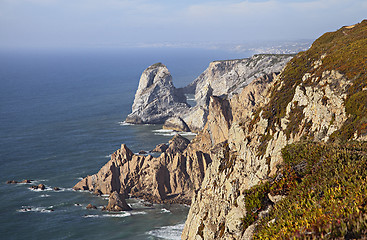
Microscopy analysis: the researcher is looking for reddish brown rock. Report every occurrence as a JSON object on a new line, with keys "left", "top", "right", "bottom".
{"left": 73, "top": 135, "right": 211, "bottom": 204}
{"left": 151, "top": 143, "right": 168, "bottom": 153}
{"left": 104, "top": 191, "right": 132, "bottom": 211}
{"left": 86, "top": 204, "right": 97, "bottom": 210}
{"left": 6, "top": 180, "right": 18, "bottom": 184}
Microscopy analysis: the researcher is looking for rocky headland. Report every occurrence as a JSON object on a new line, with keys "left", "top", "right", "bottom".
{"left": 124, "top": 54, "right": 293, "bottom": 132}
{"left": 74, "top": 20, "right": 367, "bottom": 239}
{"left": 125, "top": 62, "right": 189, "bottom": 124}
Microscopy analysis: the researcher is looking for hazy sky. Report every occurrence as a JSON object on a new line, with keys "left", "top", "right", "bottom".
{"left": 0, "top": 0, "right": 366, "bottom": 49}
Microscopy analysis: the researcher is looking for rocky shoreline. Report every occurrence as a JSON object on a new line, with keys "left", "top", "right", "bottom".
{"left": 74, "top": 20, "right": 367, "bottom": 240}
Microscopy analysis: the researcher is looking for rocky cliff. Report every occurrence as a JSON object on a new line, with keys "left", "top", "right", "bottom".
{"left": 126, "top": 55, "right": 292, "bottom": 132}
{"left": 74, "top": 20, "right": 367, "bottom": 239}
{"left": 178, "top": 54, "right": 293, "bottom": 132}
{"left": 125, "top": 63, "right": 189, "bottom": 124}
{"left": 182, "top": 20, "right": 367, "bottom": 239}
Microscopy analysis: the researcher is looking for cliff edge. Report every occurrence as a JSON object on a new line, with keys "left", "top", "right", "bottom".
{"left": 182, "top": 20, "right": 367, "bottom": 239}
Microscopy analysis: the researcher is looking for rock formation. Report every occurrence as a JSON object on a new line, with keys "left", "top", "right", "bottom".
{"left": 126, "top": 55, "right": 293, "bottom": 132}
{"left": 75, "top": 20, "right": 367, "bottom": 239}
{"left": 103, "top": 191, "right": 132, "bottom": 211}
{"left": 86, "top": 204, "right": 97, "bottom": 210}
{"left": 182, "top": 20, "right": 367, "bottom": 239}
{"left": 73, "top": 134, "right": 211, "bottom": 205}
{"left": 125, "top": 63, "right": 189, "bottom": 124}
{"left": 163, "top": 116, "right": 190, "bottom": 132}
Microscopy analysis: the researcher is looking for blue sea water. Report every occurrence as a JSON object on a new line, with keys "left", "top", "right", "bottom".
{"left": 0, "top": 47, "right": 251, "bottom": 240}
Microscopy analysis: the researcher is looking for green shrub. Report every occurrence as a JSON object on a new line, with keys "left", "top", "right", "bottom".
{"left": 254, "top": 141, "right": 367, "bottom": 239}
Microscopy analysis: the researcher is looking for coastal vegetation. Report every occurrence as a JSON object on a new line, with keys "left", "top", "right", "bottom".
{"left": 241, "top": 20, "right": 367, "bottom": 238}
{"left": 254, "top": 20, "right": 367, "bottom": 154}
{"left": 248, "top": 141, "right": 367, "bottom": 239}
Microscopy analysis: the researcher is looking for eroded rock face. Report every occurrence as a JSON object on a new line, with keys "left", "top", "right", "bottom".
{"left": 125, "top": 63, "right": 189, "bottom": 124}
{"left": 104, "top": 191, "right": 132, "bottom": 211}
{"left": 73, "top": 134, "right": 211, "bottom": 205}
{"left": 127, "top": 56, "right": 292, "bottom": 132}
{"left": 185, "top": 54, "right": 293, "bottom": 97}
{"left": 182, "top": 56, "right": 356, "bottom": 239}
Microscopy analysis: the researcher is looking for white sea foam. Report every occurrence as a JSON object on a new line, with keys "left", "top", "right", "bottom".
{"left": 83, "top": 211, "right": 141, "bottom": 218}
{"left": 58, "top": 187, "right": 74, "bottom": 192}
{"left": 29, "top": 187, "right": 50, "bottom": 192}
{"left": 40, "top": 194, "right": 50, "bottom": 198}
{"left": 105, "top": 154, "right": 112, "bottom": 158}
{"left": 17, "top": 206, "right": 54, "bottom": 213}
{"left": 83, "top": 214, "right": 100, "bottom": 218}
{"left": 118, "top": 121, "right": 134, "bottom": 126}
{"left": 152, "top": 129, "right": 197, "bottom": 137}
{"left": 161, "top": 208, "right": 171, "bottom": 213}
{"left": 102, "top": 212, "right": 132, "bottom": 218}
{"left": 147, "top": 223, "right": 185, "bottom": 240}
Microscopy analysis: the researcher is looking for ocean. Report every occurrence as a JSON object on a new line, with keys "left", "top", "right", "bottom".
{"left": 0, "top": 47, "right": 251, "bottom": 240}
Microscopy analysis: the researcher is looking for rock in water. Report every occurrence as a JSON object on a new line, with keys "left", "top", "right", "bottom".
{"left": 125, "top": 63, "right": 189, "bottom": 124}
{"left": 163, "top": 116, "right": 190, "bottom": 132}
{"left": 86, "top": 204, "right": 97, "bottom": 210}
{"left": 104, "top": 191, "right": 132, "bottom": 211}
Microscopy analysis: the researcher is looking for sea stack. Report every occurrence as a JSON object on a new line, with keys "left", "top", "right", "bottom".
{"left": 125, "top": 63, "right": 189, "bottom": 124}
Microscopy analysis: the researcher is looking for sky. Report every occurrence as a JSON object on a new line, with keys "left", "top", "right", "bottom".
{"left": 0, "top": 0, "right": 366, "bottom": 49}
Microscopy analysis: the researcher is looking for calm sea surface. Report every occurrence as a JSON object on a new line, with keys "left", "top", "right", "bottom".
{"left": 0, "top": 47, "right": 251, "bottom": 240}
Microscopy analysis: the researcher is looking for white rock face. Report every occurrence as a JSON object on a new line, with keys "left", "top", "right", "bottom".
{"left": 180, "top": 54, "right": 293, "bottom": 131}
{"left": 125, "top": 63, "right": 189, "bottom": 124}
{"left": 186, "top": 54, "right": 293, "bottom": 98}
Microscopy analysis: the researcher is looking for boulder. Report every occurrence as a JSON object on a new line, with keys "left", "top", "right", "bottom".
{"left": 30, "top": 184, "right": 46, "bottom": 190}
{"left": 86, "top": 204, "right": 97, "bottom": 210}
{"left": 6, "top": 180, "right": 18, "bottom": 184}
{"left": 166, "top": 134, "right": 190, "bottom": 154}
{"left": 104, "top": 191, "right": 132, "bottom": 211}
{"left": 7, "top": 179, "right": 32, "bottom": 184}
{"left": 163, "top": 116, "right": 190, "bottom": 132}
{"left": 151, "top": 143, "right": 168, "bottom": 153}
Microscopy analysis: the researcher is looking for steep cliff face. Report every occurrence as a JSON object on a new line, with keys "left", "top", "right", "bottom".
{"left": 185, "top": 54, "right": 293, "bottom": 98}
{"left": 182, "top": 20, "right": 367, "bottom": 239}
{"left": 127, "top": 55, "right": 292, "bottom": 132}
{"left": 181, "top": 55, "right": 293, "bottom": 131}
{"left": 125, "top": 63, "right": 189, "bottom": 124}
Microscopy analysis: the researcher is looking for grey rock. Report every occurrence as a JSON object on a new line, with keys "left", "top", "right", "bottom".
{"left": 125, "top": 63, "right": 189, "bottom": 124}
